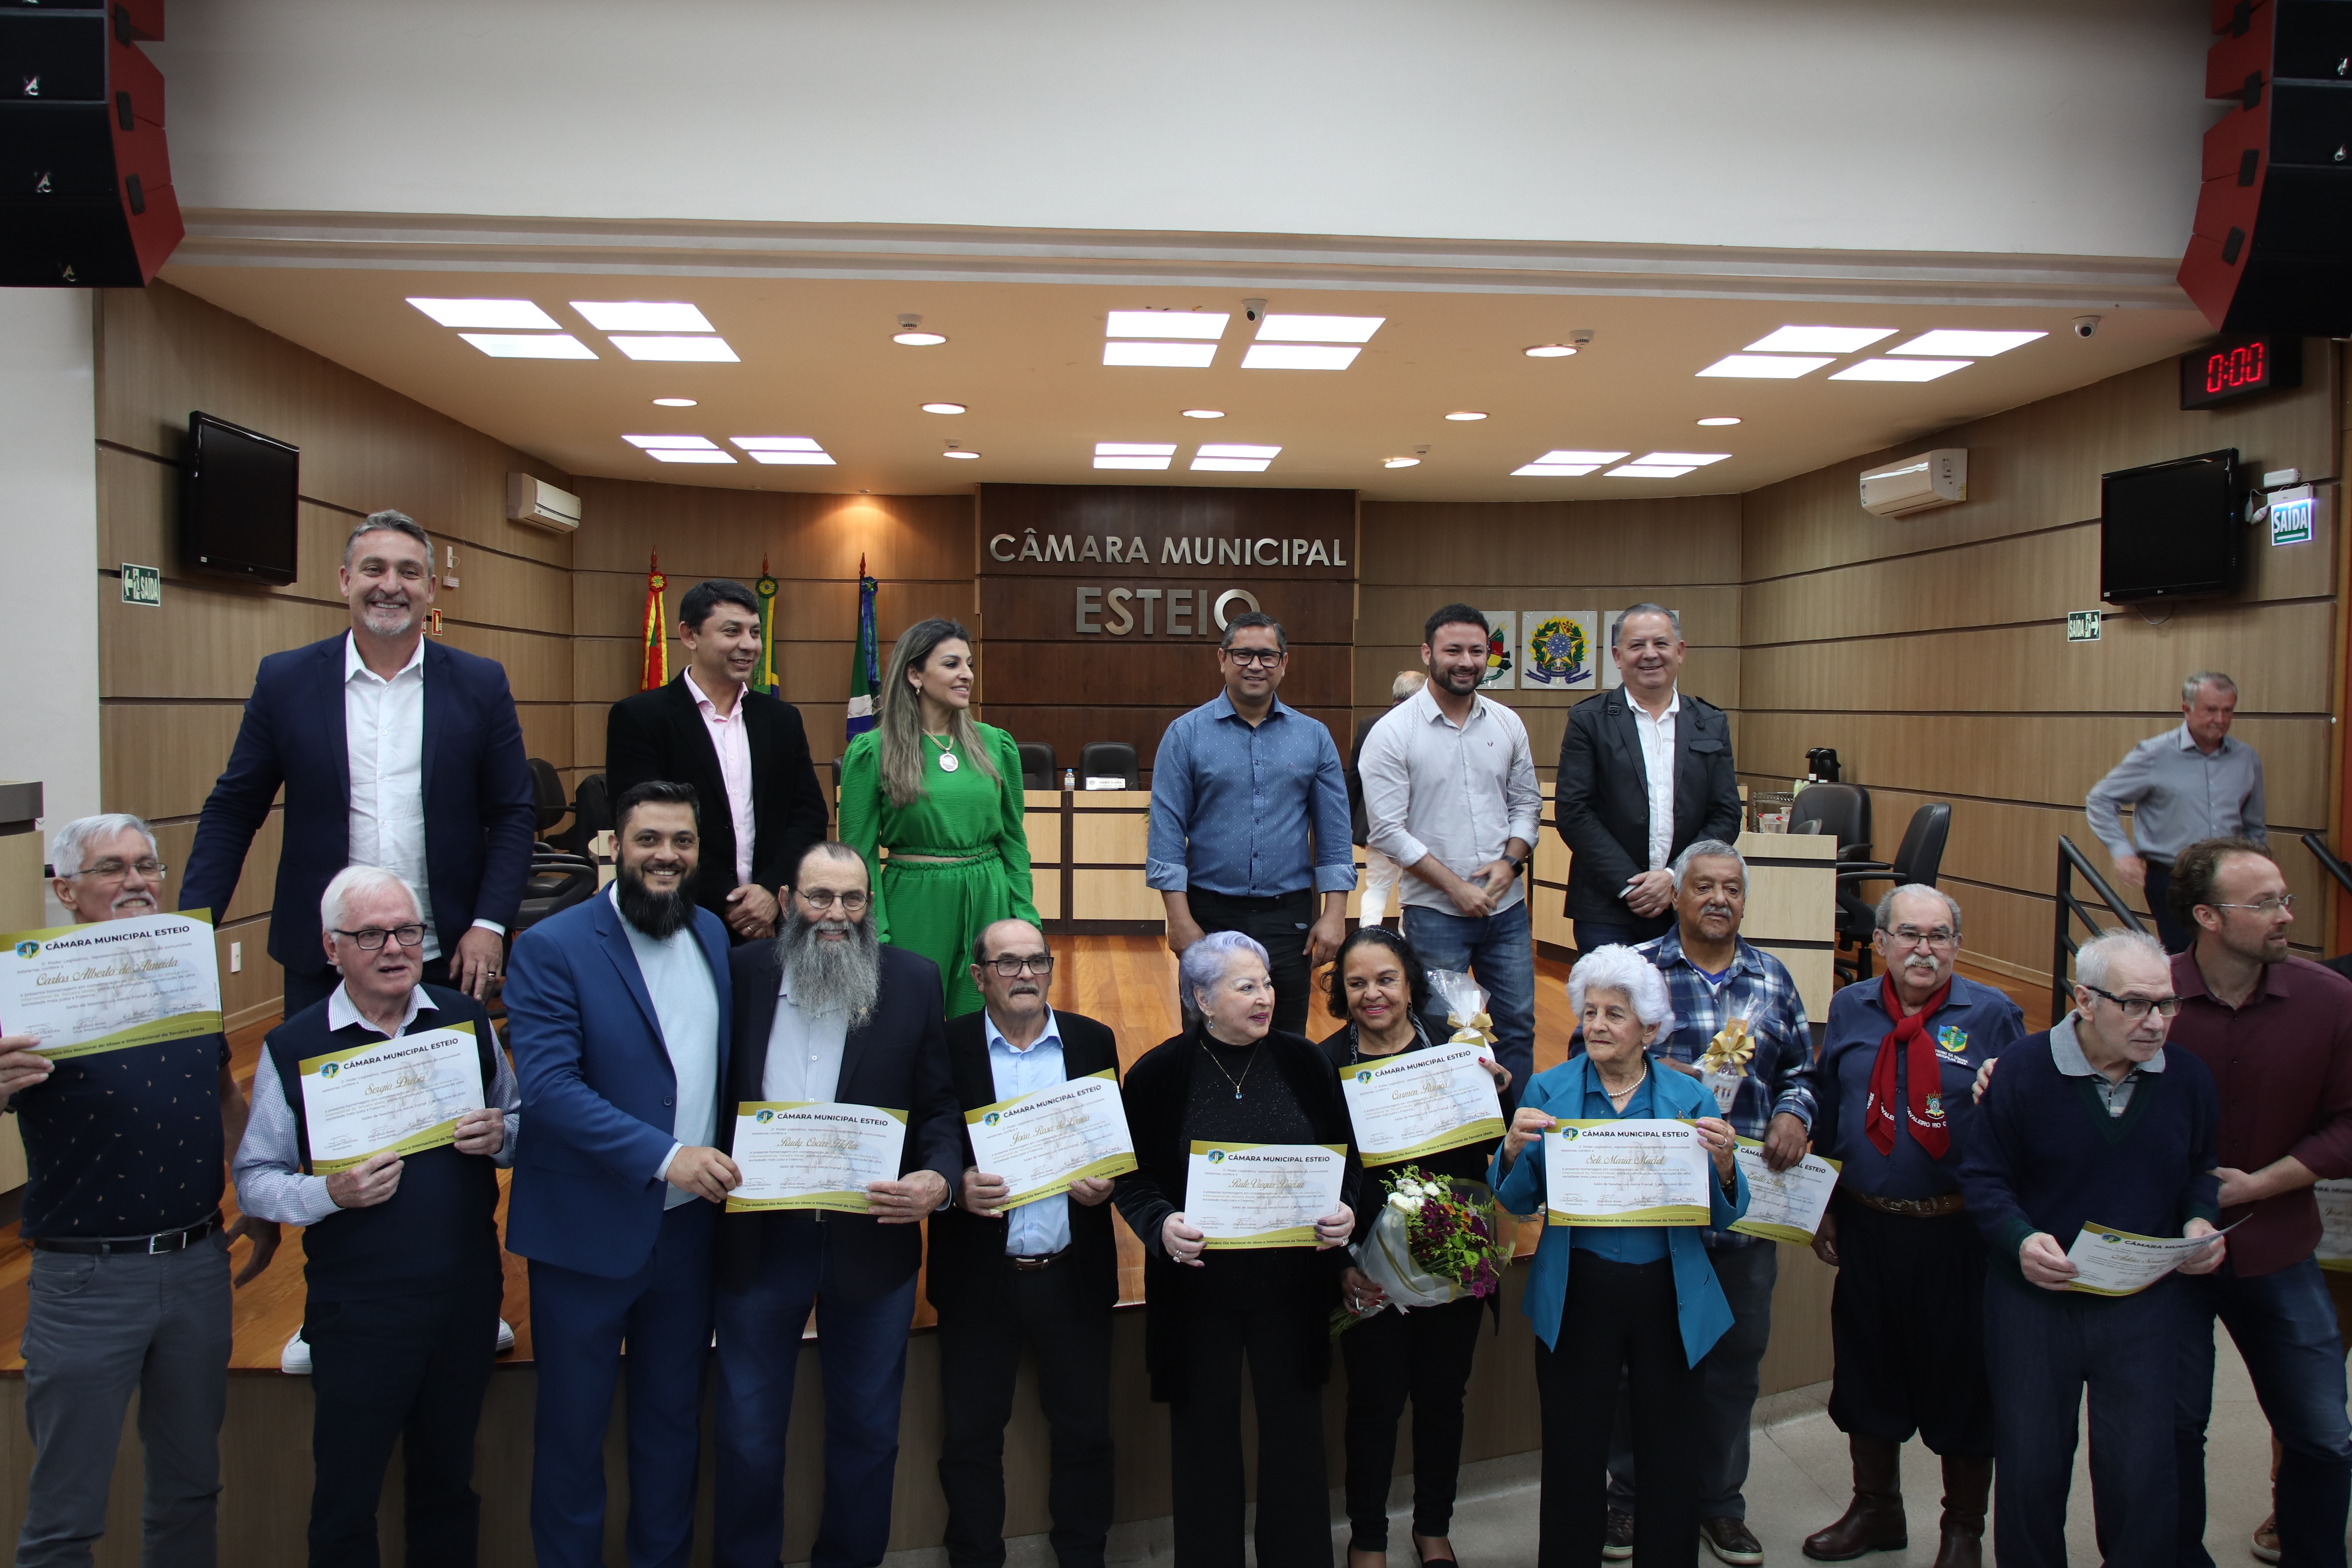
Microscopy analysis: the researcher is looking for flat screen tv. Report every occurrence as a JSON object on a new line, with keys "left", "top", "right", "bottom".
{"left": 2099, "top": 448, "right": 2241, "bottom": 605}
{"left": 182, "top": 412, "right": 299, "bottom": 586}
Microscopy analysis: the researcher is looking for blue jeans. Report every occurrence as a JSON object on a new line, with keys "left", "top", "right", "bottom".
{"left": 1403, "top": 900, "right": 1536, "bottom": 1095}
{"left": 1574, "top": 915, "right": 1671, "bottom": 954}
{"left": 2176, "top": 1257, "right": 2352, "bottom": 1568}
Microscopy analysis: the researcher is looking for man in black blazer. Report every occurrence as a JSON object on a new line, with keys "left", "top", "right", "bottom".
{"left": 712, "top": 842, "right": 961, "bottom": 1568}
{"left": 1555, "top": 603, "right": 1744, "bottom": 951}
{"left": 606, "top": 579, "right": 829, "bottom": 942}
{"left": 928, "top": 918, "right": 1121, "bottom": 1568}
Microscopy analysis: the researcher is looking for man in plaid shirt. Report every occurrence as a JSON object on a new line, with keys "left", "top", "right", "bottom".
{"left": 1602, "top": 838, "right": 1815, "bottom": 1566}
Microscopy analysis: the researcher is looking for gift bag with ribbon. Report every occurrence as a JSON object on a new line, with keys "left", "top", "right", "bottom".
{"left": 1697, "top": 1015, "right": 1755, "bottom": 1114}
{"left": 1425, "top": 968, "right": 1495, "bottom": 1054}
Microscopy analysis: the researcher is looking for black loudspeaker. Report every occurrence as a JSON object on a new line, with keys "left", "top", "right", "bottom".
{"left": 2179, "top": 0, "right": 2352, "bottom": 335}
{"left": 0, "top": 0, "right": 181, "bottom": 287}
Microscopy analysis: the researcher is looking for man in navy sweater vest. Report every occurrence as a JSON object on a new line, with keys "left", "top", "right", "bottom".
{"left": 1960, "top": 929, "right": 2225, "bottom": 1568}
{"left": 235, "top": 866, "right": 518, "bottom": 1568}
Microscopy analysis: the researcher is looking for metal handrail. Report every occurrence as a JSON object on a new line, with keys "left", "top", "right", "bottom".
{"left": 2051, "top": 835, "right": 2149, "bottom": 1022}
{"left": 2304, "top": 833, "right": 2352, "bottom": 902}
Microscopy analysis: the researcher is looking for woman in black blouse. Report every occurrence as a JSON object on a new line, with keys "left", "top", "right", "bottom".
{"left": 1114, "top": 929, "right": 1359, "bottom": 1568}
{"left": 1322, "top": 927, "right": 1514, "bottom": 1568}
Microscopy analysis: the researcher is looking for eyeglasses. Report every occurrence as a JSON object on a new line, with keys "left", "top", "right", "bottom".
{"left": 2209, "top": 895, "right": 2295, "bottom": 917}
{"left": 1223, "top": 648, "right": 1283, "bottom": 668}
{"left": 796, "top": 889, "right": 870, "bottom": 912}
{"left": 1882, "top": 925, "right": 1957, "bottom": 950}
{"left": 984, "top": 954, "right": 1055, "bottom": 978}
{"left": 65, "top": 858, "right": 166, "bottom": 880}
{"left": 334, "top": 924, "right": 426, "bottom": 951}
{"left": 2083, "top": 985, "right": 2182, "bottom": 1020}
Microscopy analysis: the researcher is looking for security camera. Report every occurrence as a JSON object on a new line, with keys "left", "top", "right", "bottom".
{"left": 2071, "top": 315, "right": 2101, "bottom": 339}
{"left": 1243, "top": 298, "right": 1266, "bottom": 323}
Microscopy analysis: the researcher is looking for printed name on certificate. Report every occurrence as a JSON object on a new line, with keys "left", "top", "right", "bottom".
{"left": 965, "top": 1068, "right": 1138, "bottom": 1209}
{"left": 298, "top": 1023, "right": 486, "bottom": 1174}
{"left": 0, "top": 911, "right": 223, "bottom": 1059}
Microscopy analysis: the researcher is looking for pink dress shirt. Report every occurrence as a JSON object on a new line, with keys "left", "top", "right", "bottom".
{"left": 685, "top": 668, "right": 756, "bottom": 887}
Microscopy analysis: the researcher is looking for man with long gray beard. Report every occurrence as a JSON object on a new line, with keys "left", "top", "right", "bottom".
{"left": 712, "top": 842, "right": 961, "bottom": 1568}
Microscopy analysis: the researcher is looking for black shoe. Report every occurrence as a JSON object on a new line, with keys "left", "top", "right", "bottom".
{"left": 1604, "top": 1508, "right": 1636, "bottom": 1561}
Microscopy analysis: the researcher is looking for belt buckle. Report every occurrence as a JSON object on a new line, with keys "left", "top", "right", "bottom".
{"left": 147, "top": 1229, "right": 180, "bottom": 1254}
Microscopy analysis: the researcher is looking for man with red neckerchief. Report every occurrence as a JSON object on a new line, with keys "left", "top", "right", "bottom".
{"left": 1800, "top": 885, "right": 2025, "bottom": 1568}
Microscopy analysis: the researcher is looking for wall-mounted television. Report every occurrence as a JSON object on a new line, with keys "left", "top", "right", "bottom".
{"left": 2099, "top": 448, "right": 2242, "bottom": 605}
{"left": 181, "top": 412, "right": 299, "bottom": 586}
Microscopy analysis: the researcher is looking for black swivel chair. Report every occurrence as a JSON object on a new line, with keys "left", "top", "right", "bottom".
{"left": 1831, "top": 801, "right": 1953, "bottom": 983}
{"left": 550, "top": 772, "right": 610, "bottom": 857}
{"left": 1077, "top": 742, "right": 1140, "bottom": 789}
{"left": 1018, "top": 742, "right": 1058, "bottom": 791}
{"left": 1790, "top": 782, "right": 1873, "bottom": 862}
{"left": 526, "top": 757, "right": 572, "bottom": 839}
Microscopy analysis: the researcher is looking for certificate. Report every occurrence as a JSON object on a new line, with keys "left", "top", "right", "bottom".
{"left": 1727, "top": 1139, "right": 1841, "bottom": 1244}
{"left": 727, "top": 1101, "right": 907, "bottom": 1213}
{"left": 1339, "top": 1045, "right": 1506, "bottom": 1165}
{"left": 0, "top": 911, "right": 223, "bottom": 1059}
{"left": 2064, "top": 1220, "right": 2235, "bottom": 1297}
{"left": 297, "top": 1024, "right": 486, "bottom": 1174}
{"left": 2318, "top": 1180, "right": 2352, "bottom": 1273}
{"left": 1185, "top": 1141, "right": 1346, "bottom": 1249}
{"left": 965, "top": 1069, "right": 1138, "bottom": 1209}
{"left": 1543, "top": 1119, "right": 1713, "bottom": 1227}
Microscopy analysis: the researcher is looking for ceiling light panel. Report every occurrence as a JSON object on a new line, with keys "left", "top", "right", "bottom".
{"left": 1635, "top": 452, "right": 1731, "bottom": 466}
{"left": 748, "top": 452, "right": 837, "bottom": 465}
{"left": 1524, "top": 344, "right": 1577, "bottom": 358}
{"left": 1533, "top": 450, "right": 1631, "bottom": 465}
{"left": 1094, "top": 456, "right": 1173, "bottom": 471}
{"left": 1241, "top": 344, "right": 1360, "bottom": 370}
{"left": 652, "top": 397, "right": 698, "bottom": 407}
{"left": 1196, "top": 444, "right": 1280, "bottom": 459}
{"left": 731, "top": 436, "right": 825, "bottom": 451}
{"left": 1106, "top": 311, "right": 1229, "bottom": 339}
{"left": 1384, "top": 457, "right": 1421, "bottom": 468}
{"left": 921, "top": 403, "right": 967, "bottom": 414}
{"left": 411, "top": 298, "right": 561, "bottom": 330}
{"left": 1512, "top": 464, "right": 1602, "bottom": 477}
{"left": 459, "top": 333, "right": 597, "bottom": 359}
{"left": 624, "top": 434, "right": 718, "bottom": 449}
{"left": 649, "top": 450, "right": 737, "bottom": 464}
{"left": 1445, "top": 411, "right": 1488, "bottom": 421}
{"left": 1743, "top": 325, "right": 1896, "bottom": 354}
{"left": 1191, "top": 457, "right": 1272, "bottom": 472}
{"left": 1103, "top": 341, "right": 1218, "bottom": 368}
{"left": 609, "top": 336, "right": 740, "bottom": 363}
{"left": 1889, "top": 329, "right": 2046, "bottom": 357}
{"left": 1696, "top": 416, "right": 1741, "bottom": 426}
{"left": 1254, "top": 314, "right": 1385, "bottom": 343}
{"left": 1181, "top": 408, "right": 1224, "bottom": 419}
{"left": 942, "top": 450, "right": 981, "bottom": 460}
{"left": 1607, "top": 464, "right": 1698, "bottom": 478}
{"left": 571, "top": 300, "right": 714, "bottom": 332}
{"left": 1829, "top": 358, "right": 1972, "bottom": 382}
{"left": 1697, "top": 354, "right": 1833, "bottom": 379}
{"left": 1095, "top": 443, "right": 1177, "bottom": 456}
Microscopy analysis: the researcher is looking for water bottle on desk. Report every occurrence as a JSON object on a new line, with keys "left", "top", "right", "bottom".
{"left": 1063, "top": 768, "right": 1077, "bottom": 790}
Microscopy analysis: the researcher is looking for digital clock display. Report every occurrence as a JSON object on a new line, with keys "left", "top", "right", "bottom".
{"left": 2181, "top": 334, "right": 2303, "bottom": 410}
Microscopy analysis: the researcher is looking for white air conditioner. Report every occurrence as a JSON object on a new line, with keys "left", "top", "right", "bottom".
{"left": 1859, "top": 448, "right": 1967, "bottom": 518}
{"left": 506, "top": 473, "right": 583, "bottom": 534}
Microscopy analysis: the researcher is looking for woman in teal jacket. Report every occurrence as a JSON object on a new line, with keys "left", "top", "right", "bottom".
{"left": 1491, "top": 945, "right": 1748, "bottom": 1568}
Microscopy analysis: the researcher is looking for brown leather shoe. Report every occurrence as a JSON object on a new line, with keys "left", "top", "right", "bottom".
{"left": 1703, "top": 1515, "right": 1766, "bottom": 1564}
{"left": 1802, "top": 1436, "right": 1908, "bottom": 1561}
{"left": 1931, "top": 1454, "right": 1991, "bottom": 1568}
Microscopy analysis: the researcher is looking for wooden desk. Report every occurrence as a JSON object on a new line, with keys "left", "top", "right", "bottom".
{"left": 1023, "top": 788, "right": 1163, "bottom": 928}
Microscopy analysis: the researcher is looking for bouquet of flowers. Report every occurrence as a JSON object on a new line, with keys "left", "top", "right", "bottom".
{"left": 1334, "top": 1164, "right": 1510, "bottom": 1335}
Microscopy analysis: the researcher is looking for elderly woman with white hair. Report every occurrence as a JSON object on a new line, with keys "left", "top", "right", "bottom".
{"left": 1491, "top": 945, "right": 1748, "bottom": 1568}
{"left": 1113, "top": 929, "right": 1360, "bottom": 1567}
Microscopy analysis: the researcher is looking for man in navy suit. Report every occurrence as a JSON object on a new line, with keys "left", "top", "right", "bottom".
{"left": 713, "top": 840, "right": 961, "bottom": 1568}
{"left": 503, "top": 780, "right": 738, "bottom": 1568}
{"left": 180, "top": 510, "right": 536, "bottom": 1018}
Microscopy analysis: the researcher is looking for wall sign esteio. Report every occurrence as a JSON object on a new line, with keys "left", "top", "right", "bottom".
{"left": 985, "top": 527, "right": 1351, "bottom": 635}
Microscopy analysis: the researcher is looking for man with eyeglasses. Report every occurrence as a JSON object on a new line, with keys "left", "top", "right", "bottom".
{"left": 235, "top": 864, "right": 517, "bottom": 1566}
{"left": 1959, "top": 927, "right": 2225, "bottom": 1568}
{"left": 1801, "top": 884, "right": 2023, "bottom": 1567}
{"left": 2162, "top": 836, "right": 2352, "bottom": 1568}
{"left": 710, "top": 840, "right": 962, "bottom": 1568}
{"left": 927, "top": 918, "right": 1122, "bottom": 1568}
{"left": 2087, "top": 670, "right": 2264, "bottom": 953}
{"left": 0, "top": 813, "right": 279, "bottom": 1568}
{"left": 1148, "top": 610, "right": 1355, "bottom": 1038}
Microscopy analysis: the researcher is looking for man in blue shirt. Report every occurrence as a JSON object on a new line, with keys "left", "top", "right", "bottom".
{"left": 1603, "top": 838, "right": 1813, "bottom": 1565}
{"left": 1147, "top": 612, "right": 1354, "bottom": 1036}
{"left": 1802, "top": 885, "right": 2025, "bottom": 1568}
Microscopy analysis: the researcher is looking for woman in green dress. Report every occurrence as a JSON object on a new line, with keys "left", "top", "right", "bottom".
{"left": 838, "top": 617, "right": 1038, "bottom": 1019}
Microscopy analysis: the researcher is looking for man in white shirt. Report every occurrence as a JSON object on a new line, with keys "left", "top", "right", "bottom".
{"left": 1359, "top": 603, "right": 1544, "bottom": 1091}
{"left": 182, "top": 511, "right": 537, "bottom": 1019}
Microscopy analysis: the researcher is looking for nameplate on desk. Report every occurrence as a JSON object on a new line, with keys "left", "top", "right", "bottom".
{"left": 1083, "top": 777, "right": 1126, "bottom": 791}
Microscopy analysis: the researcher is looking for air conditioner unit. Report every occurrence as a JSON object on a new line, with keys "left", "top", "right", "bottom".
{"left": 506, "top": 473, "right": 583, "bottom": 534}
{"left": 1859, "top": 448, "right": 1967, "bottom": 518}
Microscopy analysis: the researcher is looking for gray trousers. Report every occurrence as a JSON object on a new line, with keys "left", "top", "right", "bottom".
{"left": 15, "top": 1234, "right": 232, "bottom": 1568}
{"left": 1606, "top": 1240, "right": 1778, "bottom": 1521}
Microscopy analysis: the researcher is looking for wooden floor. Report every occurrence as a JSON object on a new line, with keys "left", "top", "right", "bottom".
{"left": 0, "top": 935, "right": 2041, "bottom": 1372}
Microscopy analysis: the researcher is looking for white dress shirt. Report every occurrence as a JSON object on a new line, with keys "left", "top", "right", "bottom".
{"left": 1630, "top": 687, "right": 1682, "bottom": 873}
{"left": 983, "top": 1007, "right": 1071, "bottom": 1256}
{"left": 611, "top": 886, "right": 721, "bottom": 1207}
{"left": 685, "top": 666, "right": 757, "bottom": 888}
{"left": 1357, "top": 685, "right": 1543, "bottom": 915}
{"left": 761, "top": 968, "right": 851, "bottom": 1105}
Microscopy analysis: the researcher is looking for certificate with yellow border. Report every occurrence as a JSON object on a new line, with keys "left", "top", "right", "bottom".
{"left": 1186, "top": 1141, "right": 1346, "bottom": 1249}
{"left": 965, "top": 1069, "right": 1137, "bottom": 1209}
{"left": 298, "top": 1024, "right": 485, "bottom": 1174}
{"left": 0, "top": 911, "right": 222, "bottom": 1059}
{"left": 727, "top": 1101, "right": 907, "bottom": 1213}
{"left": 1339, "top": 1045, "right": 1506, "bottom": 1165}
{"left": 1727, "top": 1139, "right": 1840, "bottom": 1244}
{"left": 2065, "top": 1220, "right": 2233, "bottom": 1296}
{"left": 1543, "top": 1119, "right": 1712, "bottom": 1227}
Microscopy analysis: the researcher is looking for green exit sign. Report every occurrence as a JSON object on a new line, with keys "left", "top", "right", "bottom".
{"left": 2066, "top": 611, "right": 2103, "bottom": 642}
{"left": 120, "top": 563, "right": 161, "bottom": 607}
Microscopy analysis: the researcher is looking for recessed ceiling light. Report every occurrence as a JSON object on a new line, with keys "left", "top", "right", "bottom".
{"left": 1445, "top": 410, "right": 1488, "bottom": 421}
{"left": 1889, "top": 329, "right": 2046, "bottom": 357}
{"left": 1524, "top": 344, "right": 1578, "bottom": 358}
{"left": 1743, "top": 325, "right": 1896, "bottom": 354}
{"left": 1696, "top": 416, "right": 1741, "bottom": 426}
{"left": 609, "top": 336, "right": 740, "bottom": 363}
{"left": 1697, "top": 354, "right": 1833, "bottom": 379}
{"left": 731, "top": 437, "right": 824, "bottom": 451}
{"left": 572, "top": 300, "right": 714, "bottom": 333}
{"left": 943, "top": 449, "right": 982, "bottom": 460}
{"left": 1384, "top": 457, "right": 1422, "bottom": 468}
{"left": 624, "top": 434, "right": 718, "bottom": 449}
{"left": 409, "top": 298, "right": 560, "bottom": 329}
{"left": 458, "top": 333, "right": 597, "bottom": 359}
{"left": 1256, "top": 314, "right": 1385, "bottom": 343}
{"left": 749, "top": 452, "right": 837, "bottom": 465}
{"left": 1191, "top": 457, "right": 1272, "bottom": 472}
{"left": 1094, "top": 456, "right": 1172, "bottom": 471}
{"left": 1606, "top": 463, "right": 1698, "bottom": 478}
{"left": 921, "top": 402, "right": 967, "bottom": 415}
{"left": 893, "top": 313, "right": 946, "bottom": 346}
{"left": 1181, "top": 408, "right": 1225, "bottom": 419}
{"left": 1105, "top": 342, "right": 1217, "bottom": 368}
{"left": 1533, "top": 450, "right": 1631, "bottom": 465}
{"left": 1197, "top": 444, "right": 1280, "bottom": 459}
{"left": 1635, "top": 452, "right": 1731, "bottom": 466}
{"left": 1095, "top": 442, "right": 1178, "bottom": 456}
{"left": 1241, "top": 344, "right": 1360, "bottom": 371}
{"left": 1107, "top": 310, "right": 1229, "bottom": 339}
{"left": 653, "top": 397, "right": 699, "bottom": 407}
{"left": 1512, "top": 464, "right": 1601, "bottom": 477}
{"left": 648, "top": 450, "right": 738, "bottom": 464}
{"left": 1830, "top": 358, "right": 1972, "bottom": 382}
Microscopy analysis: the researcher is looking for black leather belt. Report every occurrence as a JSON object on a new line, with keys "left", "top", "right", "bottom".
{"left": 1847, "top": 1191, "right": 1965, "bottom": 1219}
{"left": 28, "top": 1212, "right": 223, "bottom": 1256}
{"left": 1007, "top": 1250, "right": 1065, "bottom": 1272}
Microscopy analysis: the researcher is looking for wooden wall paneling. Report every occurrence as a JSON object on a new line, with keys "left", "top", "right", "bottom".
{"left": 1354, "top": 583, "right": 1743, "bottom": 649}
{"left": 1073, "top": 869, "right": 1167, "bottom": 922}
{"left": 101, "top": 705, "right": 246, "bottom": 821}
{"left": 1071, "top": 800, "right": 1152, "bottom": 865}
{"left": 570, "top": 573, "right": 976, "bottom": 645}
{"left": 565, "top": 480, "right": 973, "bottom": 579}
{"left": 1358, "top": 496, "right": 1742, "bottom": 586}
{"left": 989, "top": 642, "right": 1350, "bottom": 710}
{"left": 99, "top": 586, "right": 347, "bottom": 701}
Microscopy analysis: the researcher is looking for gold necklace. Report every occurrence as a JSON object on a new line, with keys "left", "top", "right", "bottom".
{"left": 925, "top": 731, "right": 960, "bottom": 773}
{"left": 1200, "top": 1035, "right": 1257, "bottom": 1099}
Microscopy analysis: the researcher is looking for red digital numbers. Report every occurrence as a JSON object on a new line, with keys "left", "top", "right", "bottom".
{"left": 2205, "top": 341, "right": 2265, "bottom": 394}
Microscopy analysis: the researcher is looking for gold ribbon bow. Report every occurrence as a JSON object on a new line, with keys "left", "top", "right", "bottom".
{"left": 1448, "top": 1010, "right": 1496, "bottom": 1049}
{"left": 1699, "top": 1016, "right": 1755, "bottom": 1078}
